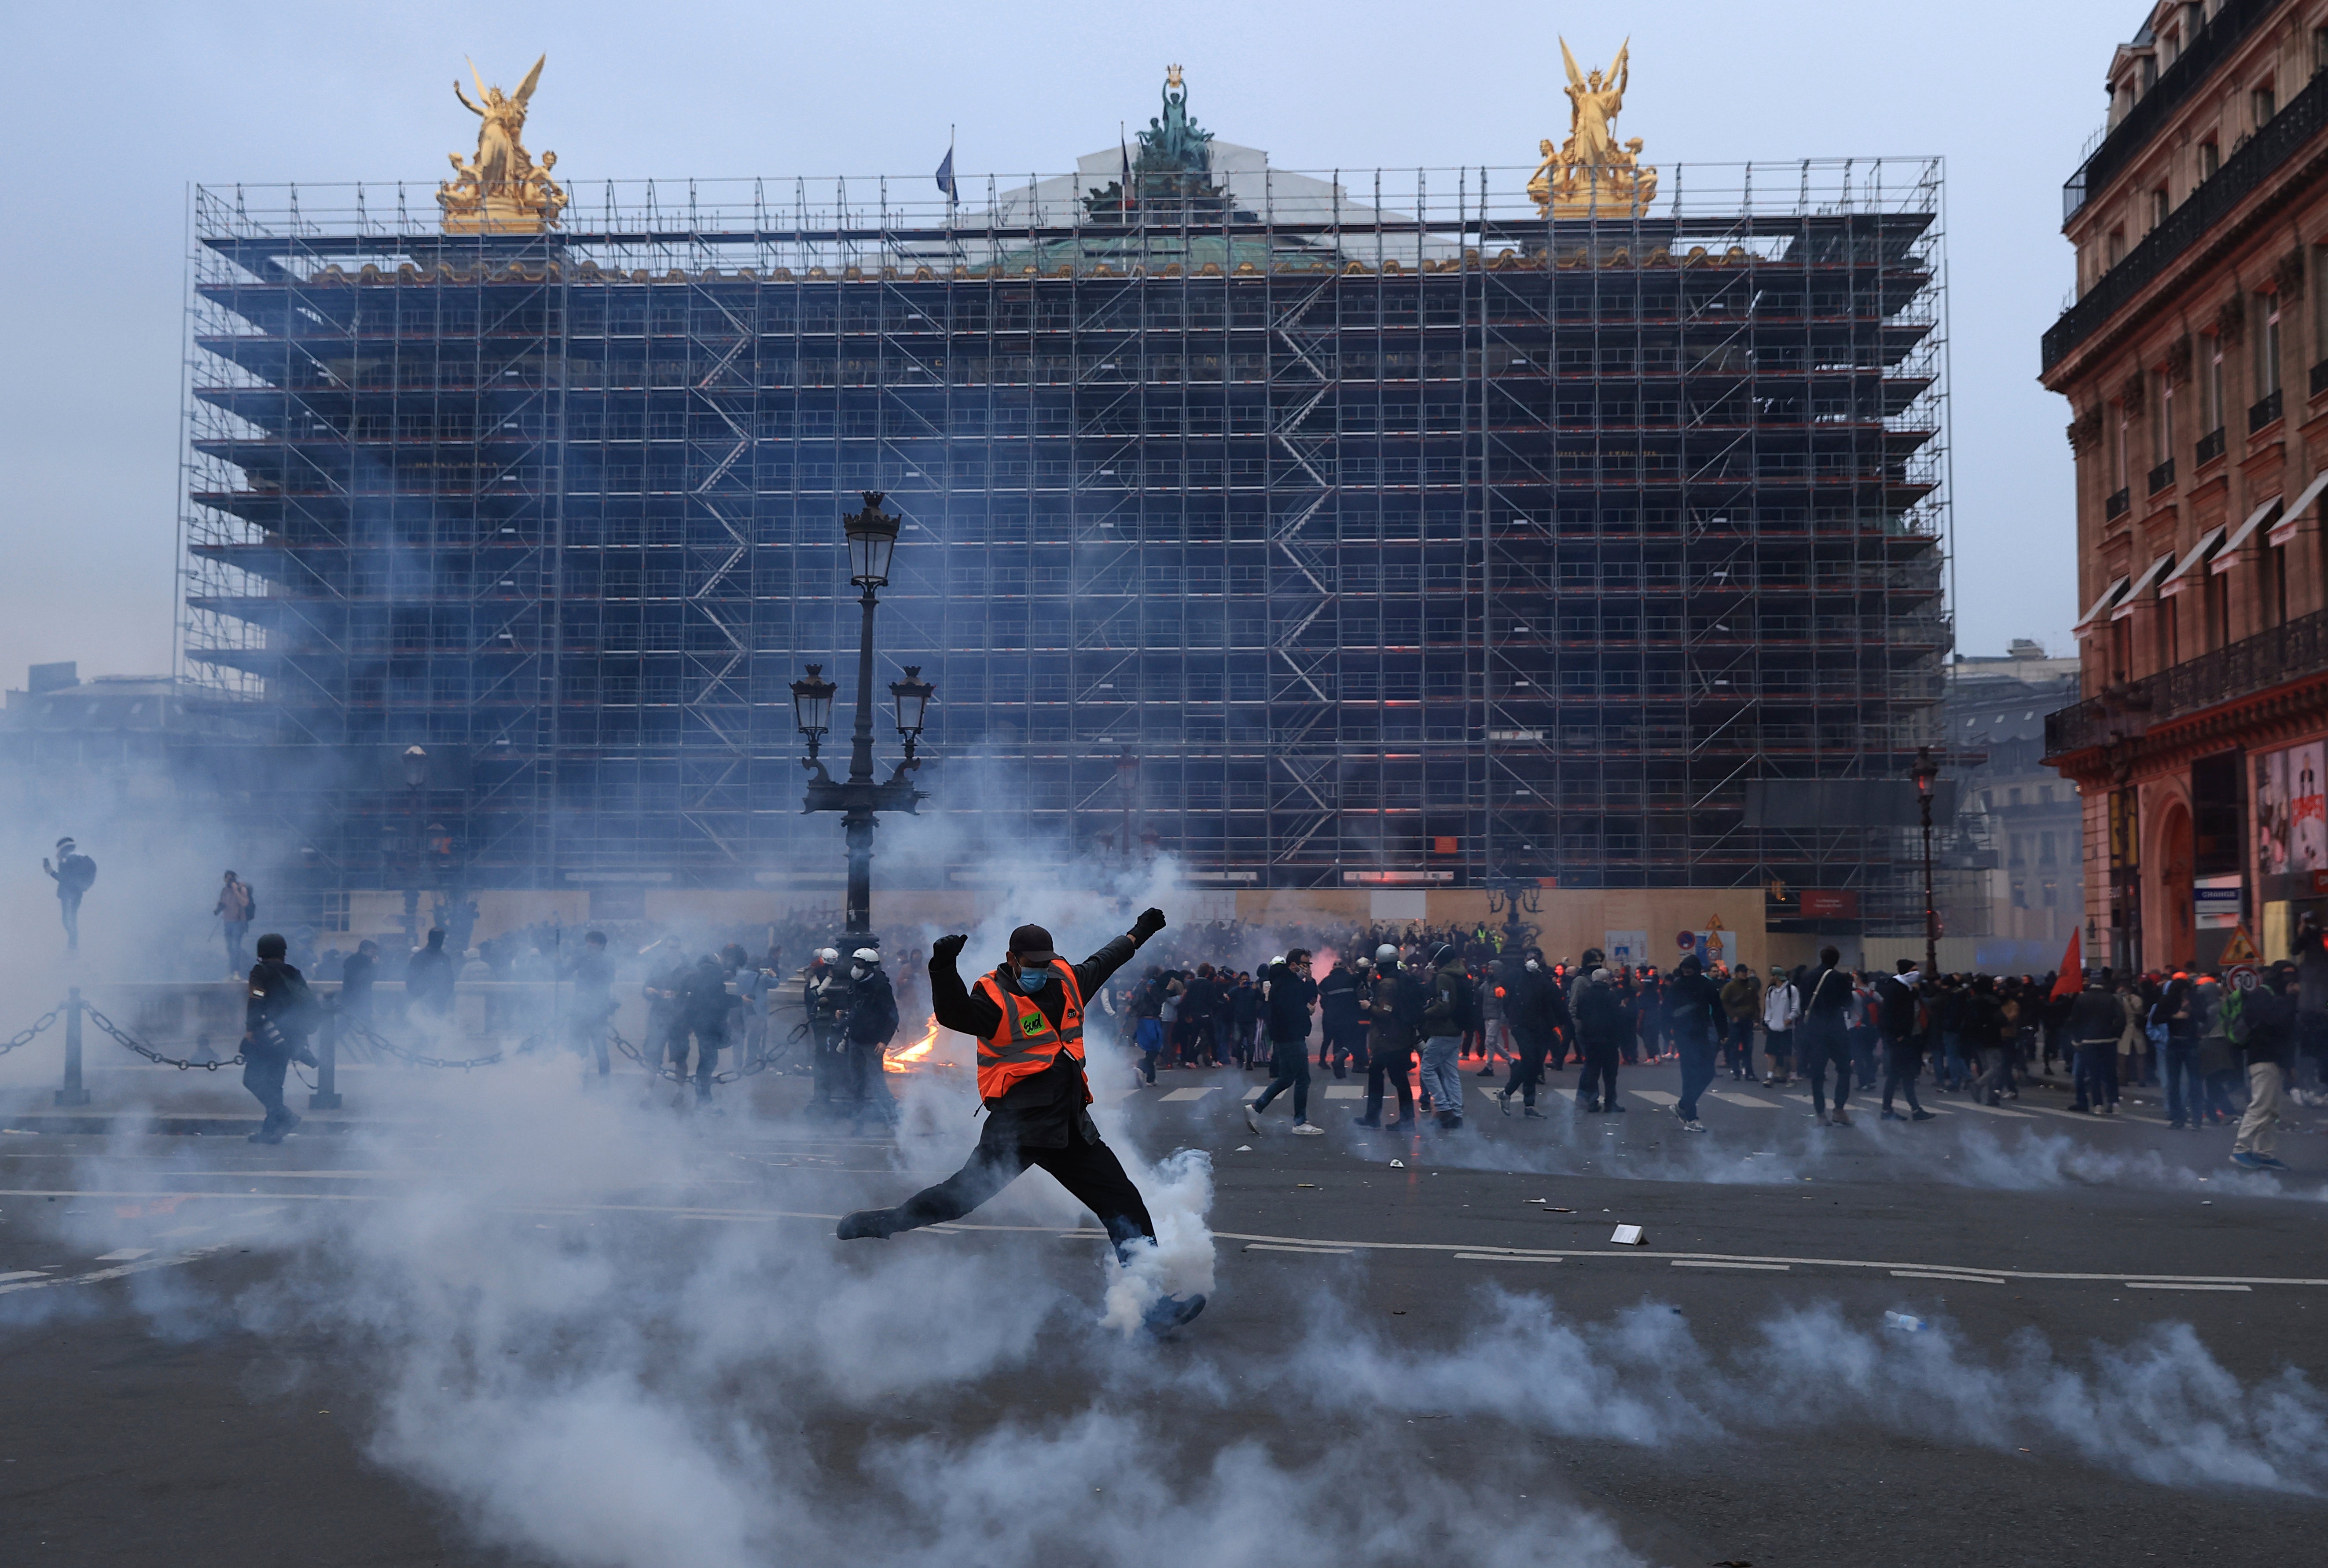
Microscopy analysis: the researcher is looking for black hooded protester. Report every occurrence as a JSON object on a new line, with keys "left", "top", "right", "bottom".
{"left": 43, "top": 837, "right": 96, "bottom": 953}
{"left": 840, "top": 945, "right": 900, "bottom": 1121}
{"left": 1497, "top": 947, "right": 1573, "bottom": 1117}
{"left": 242, "top": 932, "right": 320, "bottom": 1144}
{"left": 836, "top": 909, "right": 1205, "bottom": 1334}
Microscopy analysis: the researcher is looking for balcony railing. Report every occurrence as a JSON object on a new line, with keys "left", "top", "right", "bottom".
{"left": 2195, "top": 425, "right": 2227, "bottom": 466}
{"left": 2044, "top": 60, "right": 2328, "bottom": 372}
{"left": 2105, "top": 486, "right": 2131, "bottom": 520}
{"left": 2046, "top": 604, "right": 2328, "bottom": 758}
{"left": 2060, "top": 0, "right": 2275, "bottom": 223}
{"left": 2251, "top": 386, "right": 2285, "bottom": 433}
{"left": 2148, "top": 457, "right": 2176, "bottom": 495}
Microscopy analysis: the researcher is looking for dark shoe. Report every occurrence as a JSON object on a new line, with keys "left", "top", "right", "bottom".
{"left": 1605, "top": 1101, "right": 1626, "bottom": 1113}
{"left": 836, "top": 1209, "right": 898, "bottom": 1241}
{"left": 1497, "top": 1089, "right": 1513, "bottom": 1115}
{"left": 1351, "top": 1115, "right": 1383, "bottom": 1128}
{"left": 1524, "top": 1106, "right": 1546, "bottom": 1119}
{"left": 1576, "top": 1098, "right": 1598, "bottom": 1113}
{"left": 1880, "top": 1110, "right": 1906, "bottom": 1122}
{"left": 1333, "top": 1063, "right": 1349, "bottom": 1081}
{"left": 1476, "top": 1066, "right": 1496, "bottom": 1077}
{"left": 1143, "top": 1293, "right": 1208, "bottom": 1335}
{"left": 1910, "top": 1110, "right": 1936, "bottom": 1122}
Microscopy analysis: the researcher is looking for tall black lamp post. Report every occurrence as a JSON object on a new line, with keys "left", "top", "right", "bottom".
{"left": 1912, "top": 745, "right": 1940, "bottom": 978}
{"left": 791, "top": 493, "right": 930, "bottom": 937}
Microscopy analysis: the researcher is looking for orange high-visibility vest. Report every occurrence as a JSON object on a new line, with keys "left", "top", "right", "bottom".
{"left": 973, "top": 959, "right": 1086, "bottom": 1102}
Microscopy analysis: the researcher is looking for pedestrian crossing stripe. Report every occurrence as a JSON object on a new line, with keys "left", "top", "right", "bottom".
{"left": 1159, "top": 1086, "right": 1217, "bottom": 1102}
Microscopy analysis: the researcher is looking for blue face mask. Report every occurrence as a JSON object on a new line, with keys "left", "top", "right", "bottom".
{"left": 1017, "top": 963, "right": 1054, "bottom": 991}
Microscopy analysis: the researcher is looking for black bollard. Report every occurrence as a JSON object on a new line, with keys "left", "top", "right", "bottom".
{"left": 55, "top": 987, "right": 89, "bottom": 1107}
{"left": 310, "top": 1007, "right": 344, "bottom": 1111}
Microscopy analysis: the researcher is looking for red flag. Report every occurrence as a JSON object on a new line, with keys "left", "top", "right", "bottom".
{"left": 2049, "top": 930, "right": 2082, "bottom": 999}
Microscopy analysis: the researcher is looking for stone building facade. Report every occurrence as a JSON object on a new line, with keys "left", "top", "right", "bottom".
{"left": 2044, "top": 0, "right": 2328, "bottom": 970}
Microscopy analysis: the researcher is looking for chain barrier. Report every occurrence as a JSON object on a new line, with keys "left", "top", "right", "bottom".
{"left": 342, "top": 1016, "right": 505, "bottom": 1071}
{"left": 82, "top": 1003, "right": 244, "bottom": 1071}
{"left": 614, "top": 1026, "right": 793, "bottom": 1084}
{"left": 1, "top": 1004, "right": 65, "bottom": 1059}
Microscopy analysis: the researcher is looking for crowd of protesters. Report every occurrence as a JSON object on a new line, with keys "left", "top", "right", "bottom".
{"left": 1094, "top": 913, "right": 2328, "bottom": 1173}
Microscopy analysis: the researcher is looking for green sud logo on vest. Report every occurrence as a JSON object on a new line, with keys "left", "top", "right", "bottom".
{"left": 1021, "top": 1012, "right": 1045, "bottom": 1033}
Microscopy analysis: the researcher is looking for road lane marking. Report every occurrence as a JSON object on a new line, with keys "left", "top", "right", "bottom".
{"left": 1159, "top": 1087, "right": 1218, "bottom": 1102}
{"left": 0, "top": 1270, "right": 48, "bottom": 1283}
{"left": 1323, "top": 1086, "right": 1367, "bottom": 1099}
{"left": 1631, "top": 1091, "right": 1679, "bottom": 1106}
{"left": 2125, "top": 1280, "right": 2251, "bottom": 1292}
{"left": 1708, "top": 1092, "right": 1780, "bottom": 1109}
{"left": 1891, "top": 1269, "right": 2005, "bottom": 1285}
{"left": 1455, "top": 1252, "right": 1562, "bottom": 1263}
{"left": 1243, "top": 1243, "right": 1352, "bottom": 1256}
{"left": 3, "top": 1188, "right": 2315, "bottom": 1292}
{"left": 1672, "top": 1260, "right": 1790, "bottom": 1271}
{"left": 92, "top": 1248, "right": 154, "bottom": 1262}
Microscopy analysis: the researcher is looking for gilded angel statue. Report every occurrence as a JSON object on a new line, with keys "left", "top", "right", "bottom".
{"left": 454, "top": 54, "right": 546, "bottom": 196}
{"left": 1560, "top": 36, "right": 1630, "bottom": 168}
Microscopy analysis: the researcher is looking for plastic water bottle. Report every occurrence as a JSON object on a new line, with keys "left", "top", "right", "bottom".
{"left": 1884, "top": 1310, "right": 1928, "bottom": 1333}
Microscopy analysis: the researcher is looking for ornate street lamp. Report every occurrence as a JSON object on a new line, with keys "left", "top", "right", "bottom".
{"left": 797, "top": 495, "right": 932, "bottom": 935}
{"left": 1912, "top": 745, "right": 1940, "bottom": 978}
{"left": 789, "top": 664, "right": 837, "bottom": 762}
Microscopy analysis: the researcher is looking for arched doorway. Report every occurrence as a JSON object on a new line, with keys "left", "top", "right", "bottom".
{"left": 2153, "top": 799, "right": 2195, "bottom": 970}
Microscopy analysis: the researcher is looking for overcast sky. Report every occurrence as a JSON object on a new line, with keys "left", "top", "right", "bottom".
{"left": 0, "top": 0, "right": 2127, "bottom": 687}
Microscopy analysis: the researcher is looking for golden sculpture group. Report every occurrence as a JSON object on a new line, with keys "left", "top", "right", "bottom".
{"left": 438, "top": 55, "right": 566, "bottom": 234}
{"left": 1528, "top": 38, "right": 1658, "bottom": 219}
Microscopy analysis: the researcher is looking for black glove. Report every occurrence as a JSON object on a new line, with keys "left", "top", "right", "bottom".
{"left": 931, "top": 933, "right": 968, "bottom": 964}
{"left": 1131, "top": 908, "right": 1168, "bottom": 943}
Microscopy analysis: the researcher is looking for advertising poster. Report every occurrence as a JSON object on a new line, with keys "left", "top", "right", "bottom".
{"left": 2259, "top": 741, "right": 2328, "bottom": 875}
{"left": 2295, "top": 742, "right": 2327, "bottom": 871}
{"left": 2257, "top": 749, "right": 2291, "bottom": 874}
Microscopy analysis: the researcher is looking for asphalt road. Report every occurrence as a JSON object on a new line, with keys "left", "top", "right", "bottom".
{"left": 1, "top": 1053, "right": 2323, "bottom": 1568}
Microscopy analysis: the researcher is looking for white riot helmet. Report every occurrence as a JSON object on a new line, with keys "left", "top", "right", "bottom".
{"left": 852, "top": 947, "right": 881, "bottom": 964}
{"left": 818, "top": 947, "right": 839, "bottom": 964}
{"left": 1375, "top": 944, "right": 1398, "bottom": 964}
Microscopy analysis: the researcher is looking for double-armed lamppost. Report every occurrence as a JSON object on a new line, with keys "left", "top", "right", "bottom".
{"left": 1912, "top": 745, "right": 1940, "bottom": 978}
{"left": 790, "top": 493, "right": 933, "bottom": 936}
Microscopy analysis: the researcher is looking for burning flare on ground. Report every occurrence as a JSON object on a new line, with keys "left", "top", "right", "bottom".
{"left": 883, "top": 1013, "right": 941, "bottom": 1073}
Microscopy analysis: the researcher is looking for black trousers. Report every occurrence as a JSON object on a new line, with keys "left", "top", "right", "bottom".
{"left": 1577, "top": 1040, "right": 1621, "bottom": 1106}
{"left": 242, "top": 1050, "right": 292, "bottom": 1130}
{"left": 668, "top": 1026, "right": 725, "bottom": 1096}
{"left": 1881, "top": 1040, "right": 1925, "bottom": 1114}
{"left": 892, "top": 1116, "right": 1156, "bottom": 1260}
{"left": 1501, "top": 1029, "right": 1550, "bottom": 1105}
{"left": 1364, "top": 1044, "right": 1416, "bottom": 1124}
{"left": 1322, "top": 1019, "right": 1370, "bottom": 1072}
{"left": 1801, "top": 1022, "right": 1852, "bottom": 1113}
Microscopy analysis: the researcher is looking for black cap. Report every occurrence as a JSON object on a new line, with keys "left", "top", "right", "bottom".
{"left": 1008, "top": 924, "right": 1056, "bottom": 963}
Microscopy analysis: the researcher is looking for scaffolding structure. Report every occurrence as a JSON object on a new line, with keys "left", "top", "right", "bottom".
{"left": 181, "top": 147, "right": 1948, "bottom": 929}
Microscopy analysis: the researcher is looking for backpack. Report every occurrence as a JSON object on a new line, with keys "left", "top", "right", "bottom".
{"left": 1393, "top": 969, "right": 1432, "bottom": 1028}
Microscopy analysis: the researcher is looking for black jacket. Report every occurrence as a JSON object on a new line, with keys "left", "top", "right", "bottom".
{"left": 1661, "top": 971, "right": 1724, "bottom": 1044}
{"left": 843, "top": 964, "right": 900, "bottom": 1044}
{"left": 1509, "top": 966, "right": 1570, "bottom": 1037}
{"left": 1421, "top": 961, "right": 1476, "bottom": 1038}
{"left": 2238, "top": 986, "right": 2297, "bottom": 1071}
{"left": 1574, "top": 977, "right": 1628, "bottom": 1050}
{"left": 932, "top": 931, "right": 1145, "bottom": 1147}
{"left": 2067, "top": 986, "right": 2124, "bottom": 1046}
{"left": 1266, "top": 964, "right": 1319, "bottom": 1043}
{"left": 244, "top": 960, "right": 318, "bottom": 1059}
{"left": 1318, "top": 967, "right": 1364, "bottom": 1030}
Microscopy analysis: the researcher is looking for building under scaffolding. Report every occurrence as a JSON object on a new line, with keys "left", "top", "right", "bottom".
{"left": 180, "top": 85, "right": 1948, "bottom": 931}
